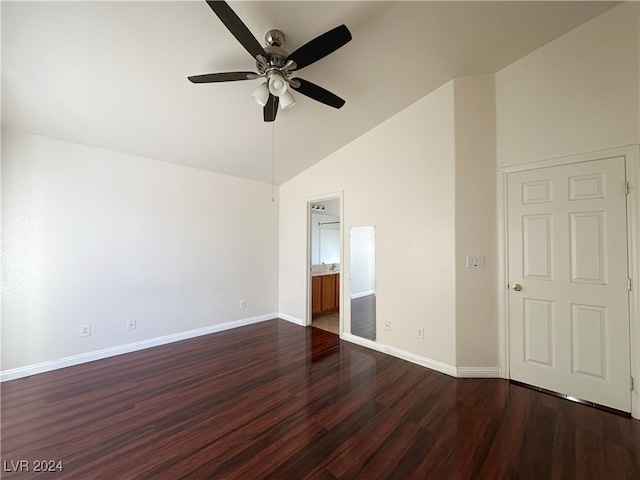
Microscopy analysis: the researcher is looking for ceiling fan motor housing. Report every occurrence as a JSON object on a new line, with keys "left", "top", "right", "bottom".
{"left": 258, "top": 46, "right": 289, "bottom": 72}
{"left": 265, "top": 29, "right": 285, "bottom": 48}
{"left": 256, "top": 30, "right": 289, "bottom": 72}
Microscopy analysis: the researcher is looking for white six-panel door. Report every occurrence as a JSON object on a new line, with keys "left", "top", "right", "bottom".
{"left": 507, "top": 156, "right": 630, "bottom": 412}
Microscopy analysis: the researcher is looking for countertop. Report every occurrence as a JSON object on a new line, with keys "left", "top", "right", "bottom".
{"left": 311, "top": 271, "right": 340, "bottom": 277}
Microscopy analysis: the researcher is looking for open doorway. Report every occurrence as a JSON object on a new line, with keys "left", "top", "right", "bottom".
{"left": 308, "top": 197, "right": 341, "bottom": 334}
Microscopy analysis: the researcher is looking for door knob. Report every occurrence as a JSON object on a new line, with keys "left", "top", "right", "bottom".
{"left": 512, "top": 284, "right": 522, "bottom": 291}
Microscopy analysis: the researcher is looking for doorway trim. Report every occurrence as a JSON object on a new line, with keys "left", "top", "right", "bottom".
{"left": 497, "top": 145, "right": 640, "bottom": 419}
{"left": 305, "top": 191, "right": 344, "bottom": 331}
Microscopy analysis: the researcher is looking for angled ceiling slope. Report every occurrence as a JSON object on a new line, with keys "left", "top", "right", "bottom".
{"left": 1, "top": 1, "right": 618, "bottom": 184}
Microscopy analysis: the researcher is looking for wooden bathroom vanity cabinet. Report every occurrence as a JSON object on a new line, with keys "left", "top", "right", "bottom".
{"left": 312, "top": 273, "right": 339, "bottom": 317}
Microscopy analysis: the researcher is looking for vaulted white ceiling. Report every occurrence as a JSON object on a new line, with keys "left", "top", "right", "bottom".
{"left": 2, "top": 1, "right": 618, "bottom": 184}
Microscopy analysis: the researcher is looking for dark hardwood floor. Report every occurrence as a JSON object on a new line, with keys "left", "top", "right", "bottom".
{"left": 2, "top": 319, "right": 640, "bottom": 479}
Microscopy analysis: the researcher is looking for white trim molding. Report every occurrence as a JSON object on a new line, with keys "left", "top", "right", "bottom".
{"left": 278, "top": 312, "right": 305, "bottom": 326}
{"left": 498, "top": 144, "right": 640, "bottom": 419}
{"left": 341, "top": 333, "right": 456, "bottom": 377}
{"left": 499, "top": 145, "right": 639, "bottom": 174}
{"left": 624, "top": 147, "right": 640, "bottom": 420}
{"left": 340, "top": 333, "right": 501, "bottom": 378}
{"left": 456, "top": 367, "right": 502, "bottom": 378}
{"left": 350, "top": 290, "right": 375, "bottom": 300}
{"left": 1, "top": 313, "right": 278, "bottom": 382}
{"left": 305, "top": 191, "right": 344, "bottom": 330}
{"left": 497, "top": 165, "right": 510, "bottom": 380}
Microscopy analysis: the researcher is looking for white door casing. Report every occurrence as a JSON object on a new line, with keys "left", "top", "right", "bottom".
{"left": 306, "top": 192, "right": 344, "bottom": 329}
{"left": 506, "top": 156, "right": 631, "bottom": 412}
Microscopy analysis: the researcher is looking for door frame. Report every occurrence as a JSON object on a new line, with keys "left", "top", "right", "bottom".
{"left": 497, "top": 145, "right": 640, "bottom": 418}
{"left": 305, "top": 191, "right": 344, "bottom": 330}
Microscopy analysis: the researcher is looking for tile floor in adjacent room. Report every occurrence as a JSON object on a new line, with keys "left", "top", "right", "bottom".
{"left": 311, "top": 312, "right": 339, "bottom": 334}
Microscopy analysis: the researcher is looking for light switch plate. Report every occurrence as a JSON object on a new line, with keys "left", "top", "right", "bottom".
{"left": 466, "top": 255, "right": 485, "bottom": 268}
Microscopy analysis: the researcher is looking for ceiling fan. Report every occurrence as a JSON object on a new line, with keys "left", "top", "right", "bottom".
{"left": 188, "top": 1, "right": 352, "bottom": 122}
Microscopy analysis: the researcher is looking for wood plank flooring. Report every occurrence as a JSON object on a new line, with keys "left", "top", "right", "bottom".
{"left": 2, "top": 319, "right": 640, "bottom": 479}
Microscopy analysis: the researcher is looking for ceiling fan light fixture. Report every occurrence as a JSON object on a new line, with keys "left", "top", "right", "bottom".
{"left": 251, "top": 82, "right": 270, "bottom": 106}
{"left": 268, "top": 74, "right": 287, "bottom": 97}
{"left": 189, "top": 1, "right": 352, "bottom": 122}
{"left": 279, "top": 91, "right": 296, "bottom": 110}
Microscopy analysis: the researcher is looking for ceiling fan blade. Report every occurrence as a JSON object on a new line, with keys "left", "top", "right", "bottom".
{"left": 286, "top": 25, "right": 351, "bottom": 71}
{"left": 188, "top": 71, "right": 257, "bottom": 83}
{"left": 264, "top": 94, "right": 279, "bottom": 122}
{"left": 205, "top": 1, "right": 267, "bottom": 61}
{"left": 290, "top": 78, "right": 345, "bottom": 109}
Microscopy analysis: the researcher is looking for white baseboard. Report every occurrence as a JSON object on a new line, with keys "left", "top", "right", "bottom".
{"left": 340, "top": 333, "right": 501, "bottom": 379}
{"left": 341, "top": 333, "right": 457, "bottom": 377}
{"left": 2, "top": 314, "right": 502, "bottom": 383}
{"left": 350, "top": 290, "right": 375, "bottom": 300}
{"left": 456, "top": 366, "right": 502, "bottom": 378}
{"left": 0, "top": 313, "right": 278, "bottom": 382}
{"left": 278, "top": 312, "right": 305, "bottom": 326}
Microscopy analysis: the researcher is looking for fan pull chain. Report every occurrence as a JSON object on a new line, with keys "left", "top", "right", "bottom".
{"left": 271, "top": 120, "right": 275, "bottom": 202}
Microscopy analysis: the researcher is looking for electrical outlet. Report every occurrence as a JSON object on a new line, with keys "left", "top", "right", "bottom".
{"left": 127, "top": 318, "right": 136, "bottom": 331}
{"left": 384, "top": 320, "right": 391, "bottom": 331}
{"left": 80, "top": 324, "right": 91, "bottom": 337}
{"left": 240, "top": 299, "right": 246, "bottom": 309}
{"left": 416, "top": 327, "right": 424, "bottom": 340}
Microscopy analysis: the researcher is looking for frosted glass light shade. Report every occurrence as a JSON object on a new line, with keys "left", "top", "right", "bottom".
{"left": 251, "top": 82, "right": 269, "bottom": 106}
{"left": 268, "top": 74, "right": 287, "bottom": 97}
{"left": 279, "top": 91, "right": 296, "bottom": 110}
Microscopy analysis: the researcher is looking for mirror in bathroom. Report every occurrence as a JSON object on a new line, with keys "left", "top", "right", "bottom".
{"left": 350, "top": 226, "right": 376, "bottom": 341}
{"left": 310, "top": 200, "right": 340, "bottom": 265}
{"left": 319, "top": 221, "right": 340, "bottom": 264}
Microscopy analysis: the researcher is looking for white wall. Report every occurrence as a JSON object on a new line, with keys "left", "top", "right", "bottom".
{"left": 453, "top": 74, "right": 499, "bottom": 368}
{"left": 1, "top": 129, "right": 279, "bottom": 372}
{"left": 279, "top": 81, "right": 458, "bottom": 366}
{"left": 496, "top": 2, "right": 640, "bottom": 167}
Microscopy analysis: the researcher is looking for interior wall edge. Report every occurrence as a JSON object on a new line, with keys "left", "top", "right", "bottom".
{"left": 278, "top": 313, "right": 305, "bottom": 326}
